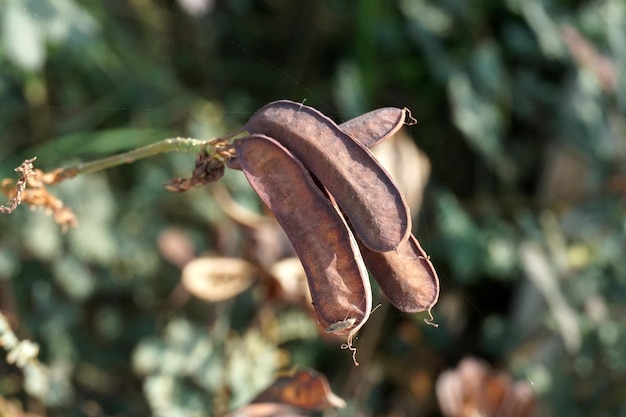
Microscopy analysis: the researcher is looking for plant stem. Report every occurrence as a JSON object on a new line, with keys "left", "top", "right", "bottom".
{"left": 53, "top": 137, "right": 210, "bottom": 182}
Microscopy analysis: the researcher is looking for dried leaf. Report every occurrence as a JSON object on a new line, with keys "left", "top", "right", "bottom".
{"left": 369, "top": 129, "right": 431, "bottom": 214}
{"left": 181, "top": 256, "right": 257, "bottom": 302}
{"left": 0, "top": 396, "right": 44, "bottom": 417}
{"left": 1, "top": 158, "right": 77, "bottom": 231}
{"left": 269, "top": 257, "right": 311, "bottom": 305}
{"left": 211, "top": 183, "right": 292, "bottom": 268}
{"left": 252, "top": 369, "right": 346, "bottom": 411}
{"left": 436, "top": 357, "right": 536, "bottom": 417}
{"left": 1, "top": 158, "right": 37, "bottom": 214}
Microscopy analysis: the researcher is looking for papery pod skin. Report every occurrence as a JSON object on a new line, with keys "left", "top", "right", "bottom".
{"left": 339, "top": 107, "right": 414, "bottom": 148}
{"left": 358, "top": 234, "right": 439, "bottom": 319}
{"left": 234, "top": 134, "right": 372, "bottom": 335}
{"left": 316, "top": 180, "right": 439, "bottom": 320}
{"left": 244, "top": 100, "right": 411, "bottom": 253}
{"left": 226, "top": 106, "right": 409, "bottom": 169}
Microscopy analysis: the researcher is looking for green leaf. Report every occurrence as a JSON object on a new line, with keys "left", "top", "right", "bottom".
{"left": 2, "top": 0, "right": 46, "bottom": 71}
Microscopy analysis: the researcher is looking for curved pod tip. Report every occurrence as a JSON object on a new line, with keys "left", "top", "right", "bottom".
{"left": 359, "top": 234, "right": 439, "bottom": 321}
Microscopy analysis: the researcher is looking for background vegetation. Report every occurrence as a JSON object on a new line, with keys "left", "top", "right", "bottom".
{"left": 1, "top": 0, "right": 625, "bottom": 416}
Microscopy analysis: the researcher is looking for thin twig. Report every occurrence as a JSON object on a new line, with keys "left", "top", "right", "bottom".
{"left": 1, "top": 137, "right": 222, "bottom": 229}
{"left": 50, "top": 137, "right": 211, "bottom": 183}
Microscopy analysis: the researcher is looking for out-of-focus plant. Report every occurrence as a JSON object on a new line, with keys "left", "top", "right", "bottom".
{"left": 2, "top": 0, "right": 626, "bottom": 416}
{"left": 437, "top": 357, "right": 535, "bottom": 417}
{"left": 1, "top": 101, "right": 434, "bottom": 416}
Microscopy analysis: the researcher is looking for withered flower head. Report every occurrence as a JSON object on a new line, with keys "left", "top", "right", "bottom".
{"left": 163, "top": 139, "right": 232, "bottom": 192}
{"left": 1, "top": 158, "right": 78, "bottom": 232}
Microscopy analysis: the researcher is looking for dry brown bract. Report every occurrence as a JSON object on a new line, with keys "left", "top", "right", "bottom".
{"left": 436, "top": 357, "right": 536, "bottom": 417}
{"left": 251, "top": 369, "right": 346, "bottom": 410}
{"left": 163, "top": 139, "right": 232, "bottom": 192}
{"left": 225, "top": 368, "right": 345, "bottom": 416}
{"left": 1, "top": 158, "right": 77, "bottom": 232}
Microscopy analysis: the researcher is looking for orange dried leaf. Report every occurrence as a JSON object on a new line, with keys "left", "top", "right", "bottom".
{"left": 2, "top": 158, "right": 78, "bottom": 231}
{"left": 1, "top": 157, "right": 37, "bottom": 214}
{"left": 252, "top": 369, "right": 346, "bottom": 411}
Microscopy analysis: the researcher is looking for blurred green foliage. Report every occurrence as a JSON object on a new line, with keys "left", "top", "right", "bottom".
{"left": 1, "top": 0, "right": 626, "bottom": 416}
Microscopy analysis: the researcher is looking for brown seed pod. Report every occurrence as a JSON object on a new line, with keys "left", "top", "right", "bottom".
{"left": 358, "top": 234, "right": 439, "bottom": 323}
{"left": 234, "top": 134, "right": 372, "bottom": 335}
{"left": 339, "top": 107, "right": 416, "bottom": 148}
{"left": 226, "top": 106, "right": 411, "bottom": 170}
{"left": 244, "top": 100, "right": 411, "bottom": 253}
{"left": 315, "top": 181, "right": 439, "bottom": 323}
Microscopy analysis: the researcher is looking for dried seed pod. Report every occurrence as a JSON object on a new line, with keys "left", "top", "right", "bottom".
{"left": 339, "top": 107, "right": 416, "bottom": 148}
{"left": 226, "top": 107, "right": 411, "bottom": 170}
{"left": 316, "top": 179, "right": 439, "bottom": 322}
{"left": 359, "top": 234, "right": 439, "bottom": 322}
{"left": 181, "top": 256, "right": 257, "bottom": 302}
{"left": 234, "top": 134, "right": 372, "bottom": 334}
{"left": 244, "top": 100, "right": 411, "bottom": 252}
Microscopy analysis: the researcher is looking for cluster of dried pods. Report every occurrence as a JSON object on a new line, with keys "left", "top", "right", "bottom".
{"left": 220, "top": 100, "right": 439, "bottom": 361}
